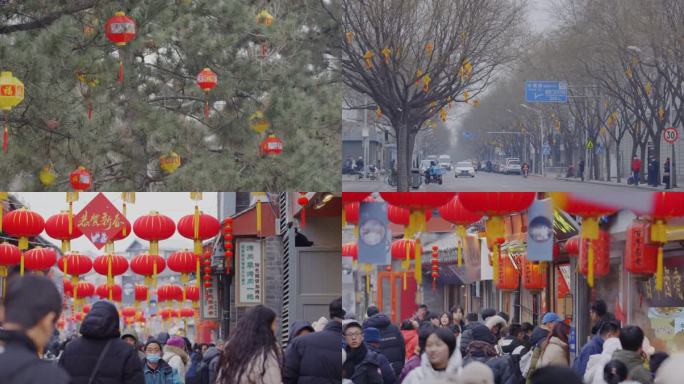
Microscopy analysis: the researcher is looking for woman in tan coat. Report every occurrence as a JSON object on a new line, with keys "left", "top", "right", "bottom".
{"left": 216, "top": 305, "right": 282, "bottom": 384}
{"left": 537, "top": 322, "right": 571, "bottom": 368}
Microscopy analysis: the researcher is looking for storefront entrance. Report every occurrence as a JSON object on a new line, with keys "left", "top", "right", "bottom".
{"left": 378, "top": 271, "right": 417, "bottom": 323}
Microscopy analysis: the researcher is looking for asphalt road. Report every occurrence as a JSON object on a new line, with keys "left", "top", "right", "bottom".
{"left": 342, "top": 171, "right": 677, "bottom": 192}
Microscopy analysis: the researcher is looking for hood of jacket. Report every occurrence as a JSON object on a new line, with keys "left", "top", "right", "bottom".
{"left": 164, "top": 345, "right": 189, "bottom": 365}
{"left": 529, "top": 326, "right": 549, "bottom": 347}
{"left": 156, "top": 332, "right": 170, "bottom": 345}
{"left": 466, "top": 340, "right": 498, "bottom": 358}
{"left": 484, "top": 315, "right": 507, "bottom": 330}
{"left": 612, "top": 349, "right": 644, "bottom": 368}
{"left": 202, "top": 346, "right": 221, "bottom": 363}
{"left": 365, "top": 313, "right": 391, "bottom": 329}
{"left": 80, "top": 301, "right": 120, "bottom": 339}
{"left": 288, "top": 320, "right": 315, "bottom": 341}
{"left": 417, "top": 345, "right": 462, "bottom": 377}
{"left": 121, "top": 329, "right": 138, "bottom": 343}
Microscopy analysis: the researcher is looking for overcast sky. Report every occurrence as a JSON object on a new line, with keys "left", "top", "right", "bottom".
{"left": 13, "top": 192, "right": 218, "bottom": 254}
{"left": 528, "top": 0, "right": 557, "bottom": 33}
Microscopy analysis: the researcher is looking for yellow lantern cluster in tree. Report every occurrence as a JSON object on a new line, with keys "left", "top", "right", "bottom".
{"left": 415, "top": 69, "right": 424, "bottom": 86}
{"left": 422, "top": 74, "right": 431, "bottom": 92}
{"left": 249, "top": 110, "right": 271, "bottom": 134}
{"left": 375, "top": 106, "right": 382, "bottom": 119}
{"left": 425, "top": 42, "right": 433, "bottom": 55}
{"left": 39, "top": 165, "right": 57, "bottom": 187}
{"left": 459, "top": 59, "right": 472, "bottom": 80}
{"left": 463, "top": 91, "right": 470, "bottom": 103}
{"left": 364, "top": 51, "right": 374, "bottom": 69}
{"left": 160, "top": 152, "right": 181, "bottom": 174}
{"left": 346, "top": 32, "right": 353, "bottom": 43}
{"left": 256, "top": 9, "right": 274, "bottom": 26}
{"left": 439, "top": 108, "right": 447, "bottom": 122}
{"left": 0, "top": 71, "right": 25, "bottom": 153}
{"left": 658, "top": 106, "right": 666, "bottom": 122}
{"left": 382, "top": 47, "right": 391, "bottom": 64}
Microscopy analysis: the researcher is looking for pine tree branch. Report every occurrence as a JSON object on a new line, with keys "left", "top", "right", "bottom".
{"left": 0, "top": 0, "right": 98, "bottom": 35}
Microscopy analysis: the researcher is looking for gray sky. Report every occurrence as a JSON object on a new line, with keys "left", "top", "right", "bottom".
{"left": 528, "top": 0, "right": 557, "bottom": 33}
{"left": 13, "top": 192, "right": 218, "bottom": 254}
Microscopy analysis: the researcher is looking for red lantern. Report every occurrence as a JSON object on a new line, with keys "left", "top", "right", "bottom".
{"left": 342, "top": 193, "right": 372, "bottom": 233}
{"left": 496, "top": 251, "right": 519, "bottom": 290}
{"left": 564, "top": 235, "right": 580, "bottom": 256}
{"left": 134, "top": 284, "right": 148, "bottom": 305}
{"left": 74, "top": 312, "right": 84, "bottom": 322}
{"left": 72, "top": 281, "right": 95, "bottom": 299}
{"left": 390, "top": 239, "right": 420, "bottom": 260}
{"left": 45, "top": 211, "right": 83, "bottom": 253}
{"left": 57, "top": 252, "right": 92, "bottom": 278}
{"left": 69, "top": 166, "right": 92, "bottom": 191}
{"left": 625, "top": 220, "right": 658, "bottom": 275}
{"left": 223, "top": 218, "right": 233, "bottom": 275}
{"left": 133, "top": 211, "right": 175, "bottom": 255}
{"left": 177, "top": 212, "right": 220, "bottom": 255}
{"left": 579, "top": 230, "right": 610, "bottom": 279}
{"left": 522, "top": 255, "right": 547, "bottom": 290}
{"left": 196, "top": 68, "right": 217, "bottom": 119}
{"left": 342, "top": 242, "right": 358, "bottom": 261}
{"left": 0, "top": 243, "right": 21, "bottom": 277}
{"left": 438, "top": 195, "right": 483, "bottom": 266}
{"left": 130, "top": 253, "right": 166, "bottom": 288}
{"left": 2, "top": 208, "right": 45, "bottom": 260}
{"left": 96, "top": 283, "right": 122, "bottom": 301}
{"left": 185, "top": 285, "right": 200, "bottom": 309}
{"left": 160, "top": 308, "right": 172, "bottom": 320}
{"left": 459, "top": 192, "right": 535, "bottom": 282}
{"left": 168, "top": 250, "right": 197, "bottom": 284}
{"left": 63, "top": 278, "right": 73, "bottom": 297}
{"left": 121, "top": 306, "right": 136, "bottom": 318}
{"left": 297, "top": 192, "right": 309, "bottom": 228}
{"left": 180, "top": 307, "right": 195, "bottom": 318}
{"left": 431, "top": 245, "right": 440, "bottom": 291}
{"left": 260, "top": 134, "right": 283, "bottom": 155}
{"left": 93, "top": 254, "right": 128, "bottom": 300}
{"left": 643, "top": 192, "right": 684, "bottom": 290}
{"left": 24, "top": 247, "right": 57, "bottom": 271}
{"left": 104, "top": 12, "right": 136, "bottom": 83}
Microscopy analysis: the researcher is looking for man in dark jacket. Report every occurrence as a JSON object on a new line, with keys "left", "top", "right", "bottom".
{"left": 589, "top": 299, "right": 616, "bottom": 335}
{"left": 342, "top": 321, "right": 383, "bottom": 384}
{"left": 59, "top": 300, "right": 144, "bottom": 384}
{"left": 460, "top": 309, "right": 494, "bottom": 356}
{"left": 363, "top": 309, "right": 405, "bottom": 375}
{"left": 199, "top": 345, "right": 221, "bottom": 384}
{"left": 283, "top": 297, "right": 344, "bottom": 384}
{"left": 463, "top": 325, "right": 522, "bottom": 384}
{"left": 363, "top": 327, "right": 397, "bottom": 384}
{"left": 288, "top": 320, "right": 315, "bottom": 345}
{"left": 0, "top": 275, "right": 71, "bottom": 384}
{"left": 572, "top": 320, "right": 620, "bottom": 376}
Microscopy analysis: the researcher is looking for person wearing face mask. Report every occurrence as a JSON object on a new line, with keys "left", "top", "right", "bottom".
{"left": 401, "top": 328, "right": 463, "bottom": 384}
{"left": 0, "top": 275, "right": 71, "bottom": 384}
{"left": 59, "top": 300, "right": 144, "bottom": 384}
{"left": 143, "top": 340, "right": 181, "bottom": 384}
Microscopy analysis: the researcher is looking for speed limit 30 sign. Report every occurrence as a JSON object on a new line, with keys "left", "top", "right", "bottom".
{"left": 664, "top": 127, "right": 679, "bottom": 144}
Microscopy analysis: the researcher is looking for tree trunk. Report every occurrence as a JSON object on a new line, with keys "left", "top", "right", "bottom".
{"left": 605, "top": 144, "right": 611, "bottom": 182}
{"left": 615, "top": 139, "right": 622, "bottom": 183}
{"left": 639, "top": 143, "right": 647, "bottom": 183}
{"left": 396, "top": 122, "right": 410, "bottom": 191}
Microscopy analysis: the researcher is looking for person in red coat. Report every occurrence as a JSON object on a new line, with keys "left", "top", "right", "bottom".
{"left": 631, "top": 156, "right": 641, "bottom": 184}
{"left": 400, "top": 320, "right": 418, "bottom": 362}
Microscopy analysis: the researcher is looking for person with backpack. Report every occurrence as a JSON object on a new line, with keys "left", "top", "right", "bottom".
{"left": 198, "top": 345, "right": 220, "bottom": 384}
{"left": 59, "top": 300, "right": 145, "bottom": 384}
{"left": 184, "top": 345, "right": 203, "bottom": 384}
{"left": 363, "top": 307, "right": 406, "bottom": 376}
{"left": 0, "top": 275, "right": 71, "bottom": 384}
{"left": 522, "top": 312, "right": 562, "bottom": 383}
{"left": 142, "top": 339, "right": 182, "bottom": 384}
{"left": 363, "top": 327, "right": 397, "bottom": 384}
{"left": 462, "top": 325, "right": 522, "bottom": 384}
{"left": 536, "top": 322, "right": 571, "bottom": 369}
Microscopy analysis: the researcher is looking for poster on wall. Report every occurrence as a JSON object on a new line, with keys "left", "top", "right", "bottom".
{"left": 236, "top": 238, "right": 264, "bottom": 306}
{"left": 202, "top": 276, "right": 219, "bottom": 319}
{"left": 527, "top": 198, "right": 554, "bottom": 261}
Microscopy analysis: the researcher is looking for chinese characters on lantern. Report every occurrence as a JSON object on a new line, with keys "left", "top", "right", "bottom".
{"left": 237, "top": 239, "right": 263, "bottom": 306}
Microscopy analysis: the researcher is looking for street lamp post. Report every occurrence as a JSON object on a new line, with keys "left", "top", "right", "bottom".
{"left": 521, "top": 104, "right": 545, "bottom": 176}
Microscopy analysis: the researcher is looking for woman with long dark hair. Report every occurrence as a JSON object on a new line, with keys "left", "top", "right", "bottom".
{"left": 439, "top": 312, "right": 451, "bottom": 328}
{"left": 537, "top": 322, "right": 571, "bottom": 368}
{"left": 216, "top": 305, "right": 282, "bottom": 384}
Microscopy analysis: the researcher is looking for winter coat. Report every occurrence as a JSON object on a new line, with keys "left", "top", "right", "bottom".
{"left": 400, "top": 330, "right": 418, "bottom": 360}
{"left": 460, "top": 321, "right": 483, "bottom": 356}
{"left": 611, "top": 349, "right": 653, "bottom": 384}
{"left": 59, "top": 301, "right": 145, "bottom": 384}
{"left": 398, "top": 354, "right": 420, "bottom": 384}
{"left": 401, "top": 347, "right": 462, "bottom": 384}
{"left": 0, "top": 329, "right": 71, "bottom": 384}
{"left": 289, "top": 320, "right": 315, "bottom": 342}
{"left": 363, "top": 313, "right": 406, "bottom": 375}
{"left": 199, "top": 346, "right": 221, "bottom": 384}
{"left": 584, "top": 337, "right": 622, "bottom": 384}
{"left": 343, "top": 348, "right": 384, "bottom": 384}
{"left": 163, "top": 345, "right": 190, "bottom": 382}
{"left": 463, "top": 340, "right": 522, "bottom": 384}
{"left": 572, "top": 335, "right": 604, "bottom": 376}
{"left": 216, "top": 350, "right": 281, "bottom": 384}
{"left": 537, "top": 337, "right": 569, "bottom": 368}
{"left": 283, "top": 320, "right": 342, "bottom": 384}
{"left": 122, "top": 329, "right": 146, "bottom": 361}
{"left": 143, "top": 358, "right": 182, "bottom": 384}
{"left": 185, "top": 351, "right": 203, "bottom": 384}
{"left": 632, "top": 159, "right": 641, "bottom": 172}
{"left": 367, "top": 344, "right": 397, "bottom": 384}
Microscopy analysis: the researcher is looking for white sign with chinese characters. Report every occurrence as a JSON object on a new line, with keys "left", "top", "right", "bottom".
{"left": 237, "top": 239, "right": 264, "bottom": 306}
{"left": 202, "top": 276, "right": 219, "bottom": 319}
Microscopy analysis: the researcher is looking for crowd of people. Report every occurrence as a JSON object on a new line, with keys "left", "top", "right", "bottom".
{"left": 0, "top": 275, "right": 344, "bottom": 384}
{"left": 340, "top": 300, "right": 683, "bottom": 384}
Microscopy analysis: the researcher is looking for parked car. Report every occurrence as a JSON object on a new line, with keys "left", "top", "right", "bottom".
{"left": 505, "top": 160, "right": 522, "bottom": 174}
{"left": 454, "top": 161, "right": 476, "bottom": 177}
{"left": 438, "top": 155, "right": 452, "bottom": 170}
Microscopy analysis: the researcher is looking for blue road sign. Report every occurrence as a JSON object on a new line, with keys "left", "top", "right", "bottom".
{"left": 525, "top": 81, "right": 568, "bottom": 103}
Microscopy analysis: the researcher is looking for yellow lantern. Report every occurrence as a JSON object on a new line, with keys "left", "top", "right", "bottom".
{"left": 439, "top": 108, "right": 447, "bottom": 122}
{"left": 375, "top": 106, "right": 382, "bottom": 119}
{"left": 160, "top": 152, "right": 181, "bottom": 174}
{"left": 249, "top": 110, "right": 270, "bottom": 134}
{"left": 364, "top": 51, "right": 374, "bottom": 69}
{"left": 381, "top": 47, "right": 391, "bottom": 64}
{"left": 345, "top": 32, "right": 353, "bottom": 43}
{"left": 0, "top": 71, "right": 25, "bottom": 153}
{"left": 39, "top": 165, "right": 57, "bottom": 187}
{"left": 256, "top": 9, "right": 274, "bottom": 26}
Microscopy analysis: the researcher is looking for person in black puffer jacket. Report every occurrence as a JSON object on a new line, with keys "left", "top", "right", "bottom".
{"left": 463, "top": 325, "right": 523, "bottom": 384}
{"left": 283, "top": 297, "right": 344, "bottom": 384}
{"left": 59, "top": 301, "right": 144, "bottom": 384}
{"left": 363, "top": 311, "right": 405, "bottom": 376}
{"left": 0, "top": 275, "right": 71, "bottom": 384}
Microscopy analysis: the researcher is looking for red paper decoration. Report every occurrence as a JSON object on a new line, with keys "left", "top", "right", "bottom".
{"left": 223, "top": 218, "right": 233, "bottom": 275}
{"left": 196, "top": 68, "right": 217, "bottom": 119}
{"left": 297, "top": 192, "right": 309, "bottom": 228}
{"left": 431, "top": 245, "right": 439, "bottom": 291}
{"left": 45, "top": 211, "right": 83, "bottom": 253}
{"left": 496, "top": 252, "right": 519, "bottom": 290}
{"left": 579, "top": 230, "right": 611, "bottom": 279}
{"left": 69, "top": 166, "right": 92, "bottom": 191}
{"left": 625, "top": 220, "right": 658, "bottom": 275}
{"left": 260, "top": 134, "right": 283, "bottom": 155}
{"left": 104, "top": 12, "right": 136, "bottom": 83}
{"left": 133, "top": 211, "right": 175, "bottom": 255}
{"left": 522, "top": 255, "right": 547, "bottom": 290}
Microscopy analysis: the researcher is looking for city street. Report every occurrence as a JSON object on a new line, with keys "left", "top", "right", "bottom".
{"left": 343, "top": 172, "right": 678, "bottom": 192}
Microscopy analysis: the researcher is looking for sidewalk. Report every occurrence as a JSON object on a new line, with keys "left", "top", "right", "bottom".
{"left": 549, "top": 174, "right": 681, "bottom": 191}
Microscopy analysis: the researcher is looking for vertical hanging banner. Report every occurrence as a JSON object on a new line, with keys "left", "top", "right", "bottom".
{"left": 74, "top": 192, "right": 126, "bottom": 249}
{"left": 480, "top": 238, "right": 493, "bottom": 280}
{"left": 527, "top": 198, "right": 554, "bottom": 261}
{"left": 236, "top": 238, "right": 264, "bottom": 306}
{"left": 358, "top": 202, "right": 391, "bottom": 265}
{"left": 202, "top": 275, "right": 219, "bottom": 319}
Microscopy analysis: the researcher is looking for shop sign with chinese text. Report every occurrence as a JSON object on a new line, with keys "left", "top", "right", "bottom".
{"left": 236, "top": 239, "right": 264, "bottom": 306}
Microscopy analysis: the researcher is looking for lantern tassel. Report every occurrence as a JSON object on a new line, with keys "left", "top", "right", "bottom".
{"left": 87, "top": 102, "right": 93, "bottom": 120}
{"left": 342, "top": 209, "right": 346, "bottom": 228}
{"left": 204, "top": 100, "right": 209, "bottom": 119}
{"left": 365, "top": 263, "right": 371, "bottom": 294}
{"left": 588, "top": 240, "right": 594, "bottom": 288}
{"left": 153, "top": 261, "right": 157, "bottom": 289}
{"left": 415, "top": 239, "right": 422, "bottom": 285}
{"left": 196, "top": 257, "right": 201, "bottom": 289}
{"left": 256, "top": 200, "right": 262, "bottom": 235}
{"left": 656, "top": 246, "right": 664, "bottom": 291}
{"left": 457, "top": 240, "right": 463, "bottom": 267}
{"left": 492, "top": 244, "right": 499, "bottom": 283}
{"left": 403, "top": 271, "right": 407, "bottom": 291}
{"left": 3, "top": 111, "right": 8, "bottom": 153}
{"left": 18, "top": 236, "right": 28, "bottom": 251}
{"left": 19, "top": 252, "right": 24, "bottom": 276}
{"left": 151, "top": 241, "right": 159, "bottom": 256}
